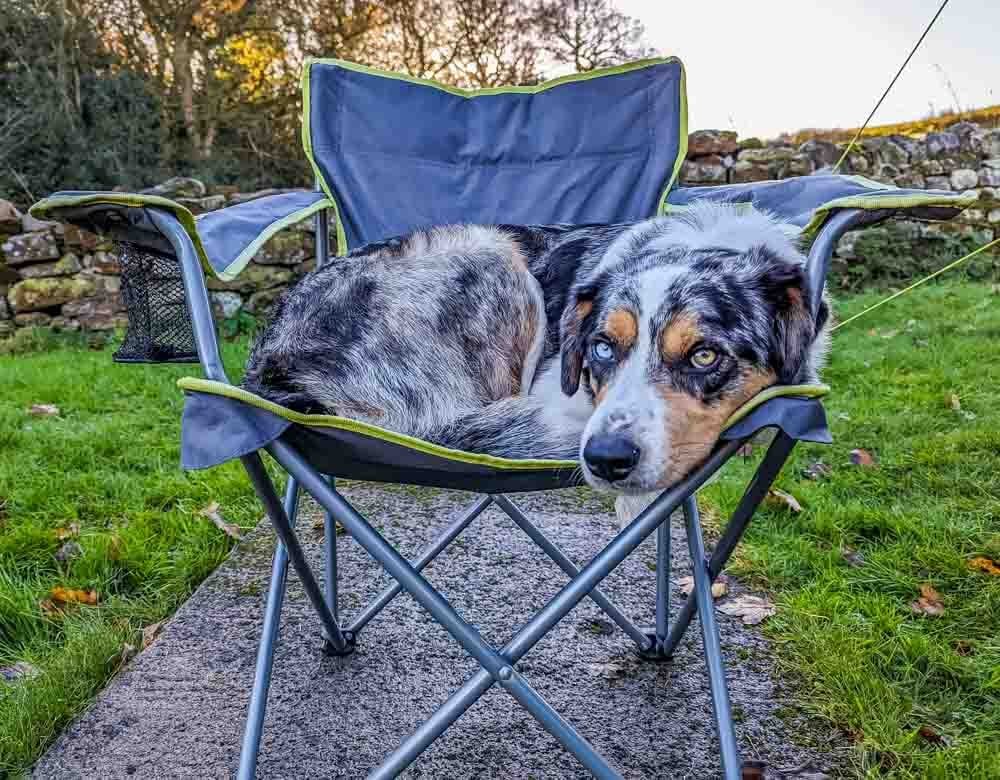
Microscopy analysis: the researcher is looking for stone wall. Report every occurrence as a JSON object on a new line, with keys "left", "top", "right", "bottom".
{"left": 0, "top": 179, "right": 318, "bottom": 338}
{"left": 680, "top": 124, "right": 1000, "bottom": 235}
{"left": 3, "top": 122, "right": 1000, "bottom": 338}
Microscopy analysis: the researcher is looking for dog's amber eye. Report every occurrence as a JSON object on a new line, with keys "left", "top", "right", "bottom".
{"left": 690, "top": 347, "right": 718, "bottom": 368}
{"left": 591, "top": 340, "right": 615, "bottom": 362}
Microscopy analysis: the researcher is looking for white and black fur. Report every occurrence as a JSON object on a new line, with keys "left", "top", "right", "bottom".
{"left": 244, "top": 203, "right": 829, "bottom": 494}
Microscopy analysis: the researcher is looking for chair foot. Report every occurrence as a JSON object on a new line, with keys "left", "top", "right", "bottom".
{"left": 633, "top": 629, "right": 673, "bottom": 662}
{"left": 322, "top": 630, "right": 356, "bottom": 658}
{"left": 741, "top": 760, "right": 765, "bottom": 779}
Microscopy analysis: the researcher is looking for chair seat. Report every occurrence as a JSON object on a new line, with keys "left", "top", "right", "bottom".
{"left": 178, "top": 378, "right": 830, "bottom": 492}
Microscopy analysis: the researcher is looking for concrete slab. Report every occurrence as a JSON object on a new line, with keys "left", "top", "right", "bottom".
{"left": 33, "top": 484, "right": 839, "bottom": 779}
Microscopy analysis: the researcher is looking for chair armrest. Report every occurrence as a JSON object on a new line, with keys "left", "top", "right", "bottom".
{"left": 664, "top": 174, "right": 974, "bottom": 235}
{"left": 29, "top": 189, "right": 332, "bottom": 281}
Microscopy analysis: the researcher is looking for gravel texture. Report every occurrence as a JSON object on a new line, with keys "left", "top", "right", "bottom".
{"left": 33, "top": 484, "right": 839, "bottom": 779}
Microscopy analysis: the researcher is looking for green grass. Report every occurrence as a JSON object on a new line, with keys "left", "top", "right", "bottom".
{"left": 0, "top": 283, "right": 998, "bottom": 777}
{"left": 705, "top": 282, "right": 1000, "bottom": 778}
{"left": 0, "top": 333, "right": 259, "bottom": 777}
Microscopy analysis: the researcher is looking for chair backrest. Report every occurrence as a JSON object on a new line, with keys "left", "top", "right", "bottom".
{"left": 302, "top": 58, "right": 687, "bottom": 252}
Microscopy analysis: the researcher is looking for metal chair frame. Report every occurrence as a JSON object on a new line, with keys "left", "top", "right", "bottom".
{"left": 147, "top": 204, "right": 870, "bottom": 779}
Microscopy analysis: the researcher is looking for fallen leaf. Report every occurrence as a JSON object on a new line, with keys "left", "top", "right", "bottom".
{"left": 879, "top": 329, "right": 900, "bottom": 339}
{"left": 841, "top": 547, "right": 865, "bottom": 568}
{"left": 199, "top": 502, "right": 243, "bottom": 540}
{"left": 53, "top": 523, "right": 80, "bottom": 540}
{"left": 948, "top": 393, "right": 962, "bottom": 411}
{"left": 142, "top": 621, "right": 165, "bottom": 649}
{"left": 717, "top": 594, "right": 776, "bottom": 625}
{"left": 849, "top": 448, "right": 878, "bottom": 468}
{"left": 676, "top": 574, "right": 728, "bottom": 599}
{"left": 119, "top": 643, "right": 138, "bottom": 666}
{"left": 28, "top": 404, "right": 60, "bottom": 417}
{"left": 49, "top": 586, "right": 99, "bottom": 606}
{"left": 311, "top": 515, "right": 347, "bottom": 536}
{"left": 737, "top": 443, "right": 755, "bottom": 458}
{"left": 586, "top": 659, "right": 636, "bottom": 679}
{"left": 955, "top": 640, "right": 974, "bottom": 657}
{"left": 802, "top": 461, "right": 832, "bottom": 481}
{"left": 766, "top": 488, "right": 802, "bottom": 513}
{"left": 910, "top": 584, "right": 944, "bottom": 617}
{"left": 917, "top": 724, "right": 950, "bottom": 746}
{"left": 1, "top": 661, "right": 40, "bottom": 683}
{"left": 968, "top": 556, "right": 1000, "bottom": 576}
{"left": 55, "top": 541, "right": 83, "bottom": 563}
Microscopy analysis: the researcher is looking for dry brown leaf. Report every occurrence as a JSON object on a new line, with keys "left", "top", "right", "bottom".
{"left": 1, "top": 661, "right": 40, "bottom": 683}
{"left": 948, "top": 393, "right": 962, "bottom": 411}
{"left": 766, "top": 488, "right": 802, "bottom": 513}
{"left": 849, "top": 448, "right": 878, "bottom": 468}
{"left": 910, "top": 584, "right": 944, "bottom": 617}
{"left": 28, "top": 403, "right": 60, "bottom": 417}
{"left": 968, "top": 557, "right": 1000, "bottom": 576}
{"left": 802, "top": 461, "right": 832, "bottom": 481}
{"left": 53, "top": 523, "right": 80, "bottom": 540}
{"left": 676, "top": 575, "right": 728, "bottom": 599}
{"left": 119, "top": 643, "right": 138, "bottom": 666}
{"left": 142, "top": 621, "right": 165, "bottom": 649}
{"left": 917, "top": 724, "right": 950, "bottom": 746}
{"left": 717, "top": 594, "right": 776, "bottom": 625}
{"left": 954, "top": 640, "right": 974, "bottom": 657}
{"left": 199, "top": 502, "right": 243, "bottom": 540}
{"left": 49, "top": 586, "right": 99, "bottom": 606}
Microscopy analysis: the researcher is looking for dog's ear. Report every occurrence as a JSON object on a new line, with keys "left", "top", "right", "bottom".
{"left": 757, "top": 254, "right": 818, "bottom": 384}
{"left": 559, "top": 283, "right": 597, "bottom": 395}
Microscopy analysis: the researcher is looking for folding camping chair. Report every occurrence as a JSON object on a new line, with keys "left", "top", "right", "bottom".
{"left": 31, "top": 57, "right": 973, "bottom": 779}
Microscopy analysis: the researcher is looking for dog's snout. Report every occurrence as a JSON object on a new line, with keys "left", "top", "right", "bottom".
{"left": 583, "top": 434, "right": 641, "bottom": 483}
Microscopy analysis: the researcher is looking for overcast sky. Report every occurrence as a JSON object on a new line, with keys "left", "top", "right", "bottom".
{"left": 615, "top": 0, "right": 999, "bottom": 139}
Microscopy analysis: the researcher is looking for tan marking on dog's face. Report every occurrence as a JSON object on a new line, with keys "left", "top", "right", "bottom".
{"left": 589, "top": 371, "right": 608, "bottom": 405}
{"left": 660, "top": 314, "right": 702, "bottom": 360}
{"left": 655, "top": 368, "right": 776, "bottom": 484}
{"left": 604, "top": 308, "right": 637, "bottom": 350}
{"left": 575, "top": 299, "right": 593, "bottom": 319}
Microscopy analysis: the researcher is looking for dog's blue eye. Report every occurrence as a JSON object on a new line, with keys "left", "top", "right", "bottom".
{"left": 591, "top": 341, "right": 615, "bottom": 362}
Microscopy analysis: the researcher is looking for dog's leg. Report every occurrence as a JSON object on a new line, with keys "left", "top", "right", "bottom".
{"left": 427, "top": 394, "right": 583, "bottom": 461}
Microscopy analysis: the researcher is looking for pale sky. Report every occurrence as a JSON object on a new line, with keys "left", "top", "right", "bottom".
{"left": 616, "top": 0, "right": 999, "bottom": 139}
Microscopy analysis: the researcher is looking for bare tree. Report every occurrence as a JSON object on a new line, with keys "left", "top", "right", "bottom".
{"left": 535, "top": 0, "right": 655, "bottom": 72}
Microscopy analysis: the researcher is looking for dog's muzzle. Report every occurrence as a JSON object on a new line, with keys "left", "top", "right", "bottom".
{"left": 582, "top": 434, "right": 641, "bottom": 483}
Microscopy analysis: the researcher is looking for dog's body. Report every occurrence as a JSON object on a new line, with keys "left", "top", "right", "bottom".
{"left": 244, "top": 204, "right": 829, "bottom": 493}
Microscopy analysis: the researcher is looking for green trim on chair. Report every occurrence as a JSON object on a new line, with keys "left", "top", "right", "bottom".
{"left": 300, "top": 57, "right": 689, "bottom": 249}
{"left": 800, "top": 192, "right": 978, "bottom": 237}
{"left": 658, "top": 62, "right": 688, "bottom": 216}
{"left": 216, "top": 197, "right": 334, "bottom": 281}
{"left": 30, "top": 193, "right": 209, "bottom": 269}
{"left": 178, "top": 377, "right": 829, "bottom": 470}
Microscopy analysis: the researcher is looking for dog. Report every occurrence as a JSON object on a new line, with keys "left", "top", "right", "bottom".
{"left": 243, "top": 202, "right": 829, "bottom": 497}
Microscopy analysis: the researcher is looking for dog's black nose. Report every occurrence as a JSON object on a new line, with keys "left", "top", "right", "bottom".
{"left": 583, "top": 434, "right": 641, "bottom": 482}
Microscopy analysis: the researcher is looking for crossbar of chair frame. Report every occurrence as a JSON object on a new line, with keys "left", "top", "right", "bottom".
{"left": 148, "top": 203, "right": 868, "bottom": 779}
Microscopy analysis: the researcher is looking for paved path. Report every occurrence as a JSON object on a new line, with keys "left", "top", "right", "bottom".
{"left": 33, "top": 484, "right": 838, "bottom": 779}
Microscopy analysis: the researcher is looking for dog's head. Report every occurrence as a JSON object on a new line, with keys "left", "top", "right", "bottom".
{"left": 561, "top": 204, "right": 828, "bottom": 493}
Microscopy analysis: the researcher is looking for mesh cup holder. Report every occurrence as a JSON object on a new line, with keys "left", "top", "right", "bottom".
{"left": 113, "top": 242, "right": 199, "bottom": 363}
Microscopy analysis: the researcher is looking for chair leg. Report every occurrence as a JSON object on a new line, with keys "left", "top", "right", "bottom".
{"left": 684, "top": 495, "right": 741, "bottom": 780}
{"left": 661, "top": 432, "right": 797, "bottom": 658}
{"left": 241, "top": 453, "right": 353, "bottom": 655}
{"left": 321, "top": 476, "right": 345, "bottom": 652}
{"left": 237, "top": 476, "right": 300, "bottom": 780}
{"left": 655, "top": 518, "right": 670, "bottom": 647}
{"left": 346, "top": 495, "right": 492, "bottom": 636}
{"left": 492, "top": 494, "right": 652, "bottom": 652}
